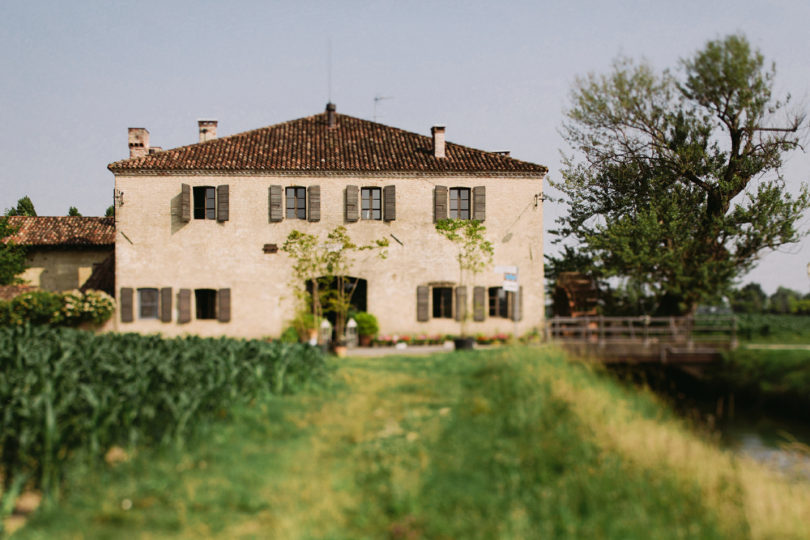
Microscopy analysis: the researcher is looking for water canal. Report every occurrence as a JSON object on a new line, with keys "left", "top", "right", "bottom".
{"left": 608, "top": 360, "right": 810, "bottom": 479}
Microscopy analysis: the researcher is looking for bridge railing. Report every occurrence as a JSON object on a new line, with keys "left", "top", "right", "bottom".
{"left": 546, "top": 315, "right": 737, "bottom": 348}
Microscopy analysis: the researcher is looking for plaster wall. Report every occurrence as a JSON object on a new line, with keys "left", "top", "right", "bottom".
{"left": 21, "top": 248, "right": 112, "bottom": 292}
{"left": 114, "top": 173, "right": 544, "bottom": 338}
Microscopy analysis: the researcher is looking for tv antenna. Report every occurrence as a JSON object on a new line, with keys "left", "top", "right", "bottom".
{"left": 373, "top": 94, "right": 393, "bottom": 122}
{"left": 327, "top": 38, "right": 333, "bottom": 102}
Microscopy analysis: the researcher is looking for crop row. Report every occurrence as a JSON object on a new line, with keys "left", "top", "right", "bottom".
{"left": 0, "top": 325, "right": 326, "bottom": 502}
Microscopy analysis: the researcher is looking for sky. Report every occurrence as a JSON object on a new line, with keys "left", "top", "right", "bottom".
{"left": 1, "top": 0, "right": 809, "bottom": 294}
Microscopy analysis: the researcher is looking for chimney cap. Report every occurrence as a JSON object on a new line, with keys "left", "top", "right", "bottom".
{"left": 326, "top": 102, "right": 336, "bottom": 112}
{"left": 197, "top": 118, "right": 218, "bottom": 125}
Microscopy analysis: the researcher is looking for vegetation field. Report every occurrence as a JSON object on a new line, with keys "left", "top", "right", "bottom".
{"left": 0, "top": 325, "right": 326, "bottom": 527}
{"left": 10, "top": 347, "right": 810, "bottom": 539}
{"left": 735, "top": 314, "right": 810, "bottom": 344}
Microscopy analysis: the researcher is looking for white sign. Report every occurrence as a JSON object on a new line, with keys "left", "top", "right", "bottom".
{"left": 502, "top": 282, "right": 519, "bottom": 292}
{"left": 494, "top": 265, "right": 518, "bottom": 274}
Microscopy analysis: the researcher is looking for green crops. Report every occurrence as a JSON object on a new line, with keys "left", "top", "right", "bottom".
{"left": 0, "top": 326, "right": 325, "bottom": 501}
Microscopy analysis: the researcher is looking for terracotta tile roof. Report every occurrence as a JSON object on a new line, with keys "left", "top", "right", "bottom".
{"left": 3, "top": 216, "right": 115, "bottom": 247}
{"left": 108, "top": 106, "right": 547, "bottom": 176}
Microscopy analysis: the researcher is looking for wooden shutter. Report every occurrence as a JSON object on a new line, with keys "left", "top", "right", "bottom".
{"left": 269, "top": 185, "right": 283, "bottom": 222}
{"left": 178, "top": 289, "right": 191, "bottom": 324}
{"left": 417, "top": 286, "right": 430, "bottom": 322}
{"left": 120, "top": 287, "right": 133, "bottom": 322}
{"left": 473, "top": 186, "right": 486, "bottom": 221}
{"left": 383, "top": 185, "right": 396, "bottom": 221}
{"left": 455, "top": 286, "right": 467, "bottom": 322}
{"left": 160, "top": 287, "right": 172, "bottom": 322}
{"left": 345, "top": 185, "right": 359, "bottom": 222}
{"left": 180, "top": 184, "right": 191, "bottom": 222}
{"left": 308, "top": 185, "right": 320, "bottom": 222}
{"left": 510, "top": 286, "right": 524, "bottom": 322}
{"left": 218, "top": 288, "right": 231, "bottom": 322}
{"left": 434, "top": 186, "right": 447, "bottom": 221}
{"left": 216, "top": 185, "right": 229, "bottom": 222}
{"left": 473, "top": 286, "right": 486, "bottom": 322}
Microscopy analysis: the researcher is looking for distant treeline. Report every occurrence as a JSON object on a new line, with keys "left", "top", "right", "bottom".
{"left": 730, "top": 283, "right": 810, "bottom": 315}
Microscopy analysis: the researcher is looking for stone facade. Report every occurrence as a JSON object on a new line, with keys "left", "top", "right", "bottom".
{"left": 110, "top": 106, "right": 546, "bottom": 339}
{"left": 21, "top": 248, "right": 111, "bottom": 292}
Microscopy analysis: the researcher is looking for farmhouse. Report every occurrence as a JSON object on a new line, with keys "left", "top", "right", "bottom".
{"left": 5, "top": 216, "right": 114, "bottom": 294}
{"left": 108, "top": 104, "right": 547, "bottom": 338}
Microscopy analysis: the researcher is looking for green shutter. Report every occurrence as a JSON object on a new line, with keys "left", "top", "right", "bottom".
{"left": 434, "top": 186, "right": 447, "bottom": 221}
{"left": 345, "top": 185, "right": 359, "bottom": 222}
{"left": 180, "top": 184, "right": 190, "bottom": 222}
{"left": 308, "top": 185, "right": 321, "bottom": 222}
{"left": 178, "top": 289, "right": 191, "bottom": 324}
{"left": 473, "top": 186, "right": 486, "bottom": 221}
{"left": 160, "top": 287, "right": 172, "bottom": 322}
{"left": 120, "top": 287, "right": 133, "bottom": 323}
{"left": 473, "top": 286, "right": 486, "bottom": 321}
{"left": 216, "top": 185, "right": 229, "bottom": 222}
{"left": 269, "top": 185, "right": 283, "bottom": 222}
{"left": 383, "top": 185, "right": 396, "bottom": 221}
{"left": 417, "top": 286, "right": 430, "bottom": 322}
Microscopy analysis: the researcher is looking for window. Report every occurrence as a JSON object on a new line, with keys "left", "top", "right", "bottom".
{"left": 449, "top": 188, "right": 470, "bottom": 219}
{"left": 138, "top": 288, "right": 159, "bottom": 319}
{"left": 195, "top": 289, "right": 217, "bottom": 319}
{"left": 361, "top": 187, "right": 381, "bottom": 220}
{"left": 193, "top": 186, "right": 216, "bottom": 219}
{"left": 286, "top": 187, "right": 307, "bottom": 219}
{"left": 433, "top": 287, "right": 453, "bottom": 318}
{"left": 489, "top": 287, "right": 511, "bottom": 318}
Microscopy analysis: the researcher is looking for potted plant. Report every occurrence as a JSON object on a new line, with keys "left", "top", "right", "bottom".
{"left": 435, "top": 218, "right": 494, "bottom": 350}
{"left": 354, "top": 311, "right": 379, "bottom": 347}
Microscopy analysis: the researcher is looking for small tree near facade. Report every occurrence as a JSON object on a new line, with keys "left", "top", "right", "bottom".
{"left": 5, "top": 196, "right": 36, "bottom": 217}
{"left": 435, "top": 218, "right": 494, "bottom": 337}
{"left": 282, "top": 226, "right": 388, "bottom": 344}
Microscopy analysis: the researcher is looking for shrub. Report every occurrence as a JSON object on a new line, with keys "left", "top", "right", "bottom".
{"left": 0, "top": 289, "right": 115, "bottom": 327}
{"left": 280, "top": 326, "right": 301, "bottom": 343}
{"left": 353, "top": 312, "right": 379, "bottom": 337}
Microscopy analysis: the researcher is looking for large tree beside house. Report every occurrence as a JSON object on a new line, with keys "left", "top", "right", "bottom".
{"left": 552, "top": 34, "right": 810, "bottom": 315}
{"left": 0, "top": 217, "right": 26, "bottom": 285}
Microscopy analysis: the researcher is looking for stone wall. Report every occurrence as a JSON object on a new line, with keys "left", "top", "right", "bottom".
{"left": 114, "top": 173, "right": 544, "bottom": 338}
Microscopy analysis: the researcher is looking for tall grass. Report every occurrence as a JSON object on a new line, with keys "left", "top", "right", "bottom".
{"left": 0, "top": 325, "right": 325, "bottom": 507}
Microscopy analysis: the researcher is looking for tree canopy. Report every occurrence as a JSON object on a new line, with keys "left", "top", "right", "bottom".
{"left": 5, "top": 196, "right": 37, "bottom": 217}
{"left": 551, "top": 34, "right": 809, "bottom": 315}
{"left": 68, "top": 206, "right": 82, "bottom": 217}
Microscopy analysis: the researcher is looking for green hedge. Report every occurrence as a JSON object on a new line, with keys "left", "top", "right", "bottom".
{"left": 0, "top": 326, "right": 326, "bottom": 501}
{"left": 0, "top": 289, "right": 115, "bottom": 327}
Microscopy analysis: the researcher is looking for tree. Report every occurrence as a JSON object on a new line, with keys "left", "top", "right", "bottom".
{"left": 0, "top": 217, "right": 26, "bottom": 285}
{"left": 105, "top": 205, "right": 114, "bottom": 217}
{"left": 730, "top": 282, "right": 768, "bottom": 314}
{"left": 769, "top": 286, "right": 802, "bottom": 314}
{"left": 435, "top": 218, "right": 494, "bottom": 336}
{"left": 282, "top": 226, "right": 387, "bottom": 344}
{"left": 5, "top": 196, "right": 37, "bottom": 217}
{"left": 67, "top": 206, "right": 82, "bottom": 217}
{"left": 552, "top": 34, "right": 810, "bottom": 315}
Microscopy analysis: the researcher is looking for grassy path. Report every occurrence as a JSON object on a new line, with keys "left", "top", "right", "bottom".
{"left": 15, "top": 347, "right": 810, "bottom": 539}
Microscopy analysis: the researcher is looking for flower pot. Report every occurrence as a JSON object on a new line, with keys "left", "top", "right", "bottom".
{"left": 333, "top": 345, "right": 348, "bottom": 358}
{"left": 453, "top": 337, "right": 475, "bottom": 350}
{"left": 359, "top": 334, "right": 372, "bottom": 347}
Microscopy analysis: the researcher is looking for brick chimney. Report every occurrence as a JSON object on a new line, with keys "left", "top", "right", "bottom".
{"left": 128, "top": 128, "right": 150, "bottom": 158}
{"left": 326, "top": 102, "right": 337, "bottom": 128}
{"left": 198, "top": 119, "right": 218, "bottom": 142}
{"left": 431, "top": 125, "right": 446, "bottom": 158}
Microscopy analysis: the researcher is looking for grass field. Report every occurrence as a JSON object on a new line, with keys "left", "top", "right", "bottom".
{"left": 735, "top": 314, "right": 810, "bottom": 344}
{"left": 12, "top": 347, "right": 810, "bottom": 539}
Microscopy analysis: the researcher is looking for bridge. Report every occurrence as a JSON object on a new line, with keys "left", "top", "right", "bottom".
{"left": 545, "top": 315, "right": 737, "bottom": 365}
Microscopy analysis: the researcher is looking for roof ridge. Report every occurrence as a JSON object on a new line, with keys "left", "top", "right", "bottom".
{"left": 108, "top": 108, "right": 548, "bottom": 175}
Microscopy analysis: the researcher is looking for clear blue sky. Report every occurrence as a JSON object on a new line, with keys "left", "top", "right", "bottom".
{"left": 2, "top": 1, "right": 808, "bottom": 294}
